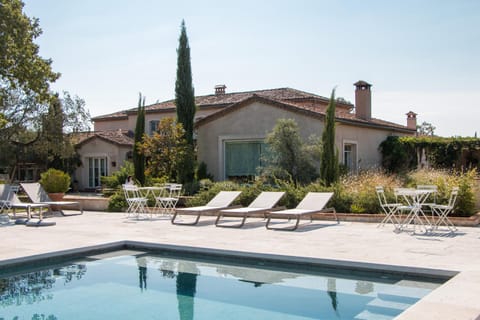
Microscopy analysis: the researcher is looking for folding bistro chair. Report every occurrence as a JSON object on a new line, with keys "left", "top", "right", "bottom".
{"left": 376, "top": 186, "right": 403, "bottom": 229}
{"left": 430, "top": 187, "right": 459, "bottom": 233}
{"left": 122, "top": 184, "right": 148, "bottom": 218}
{"left": 156, "top": 183, "right": 182, "bottom": 216}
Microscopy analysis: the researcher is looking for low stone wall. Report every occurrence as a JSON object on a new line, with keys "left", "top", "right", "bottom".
{"left": 313, "top": 212, "right": 480, "bottom": 227}
{"left": 64, "top": 195, "right": 109, "bottom": 211}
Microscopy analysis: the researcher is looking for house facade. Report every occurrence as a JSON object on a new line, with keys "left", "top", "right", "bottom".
{"left": 72, "top": 130, "right": 134, "bottom": 190}
{"left": 84, "top": 81, "right": 416, "bottom": 187}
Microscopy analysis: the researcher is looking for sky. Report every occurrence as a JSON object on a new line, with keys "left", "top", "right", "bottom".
{"left": 22, "top": 0, "right": 480, "bottom": 137}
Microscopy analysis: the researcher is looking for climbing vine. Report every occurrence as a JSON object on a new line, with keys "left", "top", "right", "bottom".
{"left": 380, "top": 136, "right": 480, "bottom": 173}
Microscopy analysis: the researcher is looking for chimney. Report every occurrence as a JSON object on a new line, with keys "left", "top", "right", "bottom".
{"left": 406, "top": 111, "right": 417, "bottom": 130}
{"left": 214, "top": 84, "right": 226, "bottom": 95}
{"left": 354, "top": 80, "right": 372, "bottom": 120}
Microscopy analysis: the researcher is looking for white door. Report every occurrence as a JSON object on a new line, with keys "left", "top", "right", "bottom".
{"left": 88, "top": 157, "right": 107, "bottom": 188}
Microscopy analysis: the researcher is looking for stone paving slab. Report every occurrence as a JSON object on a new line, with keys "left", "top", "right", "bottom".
{"left": 1, "top": 211, "right": 479, "bottom": 319}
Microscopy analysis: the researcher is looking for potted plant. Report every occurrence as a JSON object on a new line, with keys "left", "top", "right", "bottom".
{"left": 39, "top": 168, "right": 71, "bottom": 201}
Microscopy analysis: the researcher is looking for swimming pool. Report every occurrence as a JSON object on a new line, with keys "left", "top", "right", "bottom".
{"left": 0, "top": 245, "right": 447, "bottom": 319}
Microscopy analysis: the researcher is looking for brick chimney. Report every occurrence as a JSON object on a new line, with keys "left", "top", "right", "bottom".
{"left": 406, "top": 111, "right": 417, "bottom": 130}
{"left": 354, "top": 80, "right": 372, "bottom": 120}
{"left": 215, "top": 84, "right": 226, "bottom": 95}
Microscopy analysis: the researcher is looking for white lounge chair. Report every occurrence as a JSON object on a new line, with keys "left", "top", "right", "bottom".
{"left": 172, "top": 191, "right": 241, "bottom": 225}
{"left": 215, "top": 191, "right": 285, "bottom": 228}
{"left": 265, "top": 192, "right": 337, "bottom": 231}
{"left": 0, "top": 184, "right": 51, "bottom": 222}
{"left": 20, "top": 182, "right": 83, "bottom": 216}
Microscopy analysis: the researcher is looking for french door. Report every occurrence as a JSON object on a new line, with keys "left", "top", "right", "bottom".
{"left": 88, "top": 157, "right": 107, "bottom": 188}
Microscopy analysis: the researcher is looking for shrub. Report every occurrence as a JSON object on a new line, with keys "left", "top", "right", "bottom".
{"left": 333, "top": 170, "right": 403, "bottom": 214}
{"left": 101, "top": 161, "right": 133, "bottom": 189}
{"left": 39, "top": 168, "right": 71, "bottom": 193}
{"left": 406, "top": 168, "right": 477, "bottom": 216}
{"left": 186, "top": 181, "right": 240, "bottom": 207}
{"left": 107, "top": 190, "right": 127, "bottom": 212}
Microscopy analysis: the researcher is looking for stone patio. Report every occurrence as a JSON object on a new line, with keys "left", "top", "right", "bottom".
{"left": 1, "top": 211, "right": 479, "bottom": 319}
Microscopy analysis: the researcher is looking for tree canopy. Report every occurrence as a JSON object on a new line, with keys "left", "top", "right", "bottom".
{"left": 140, "top": 117, "right": 189, "bottom": 181}
{"left": 263, "top": 118, "right": 319, "bottom": 185}
{"left": 175, "top": 20, "right": 196, "bottom": 145}
{"left": 174, "top": 20, "right": 196, "bottom": 184}
{"left": 0, "top": 0, "right": 60, "bottom": 105}
{"left": 133, "top": 93, "right": 146, "bottom": 185}
{"left": 320, "top": 89, "right": 339, "bottom": 186}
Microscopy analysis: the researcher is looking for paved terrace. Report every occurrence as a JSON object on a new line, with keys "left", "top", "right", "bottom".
{"left": 1, "top": 211, "right": 480, "bottom": 320}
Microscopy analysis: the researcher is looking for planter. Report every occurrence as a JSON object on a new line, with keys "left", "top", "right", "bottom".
{"left": 48, "top": 193, "right": 65, "bottom": 202}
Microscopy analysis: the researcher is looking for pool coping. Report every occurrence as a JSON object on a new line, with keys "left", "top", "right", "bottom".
{"left": 0, "top": 240, "right": 457, "bottom": 282}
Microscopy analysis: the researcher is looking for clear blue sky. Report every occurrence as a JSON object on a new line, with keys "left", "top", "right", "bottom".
{"left": 23, "top": 0, "right": 480, "bottom": 137}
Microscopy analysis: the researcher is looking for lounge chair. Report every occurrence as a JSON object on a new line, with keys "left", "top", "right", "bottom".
{"left": 20, "top": 182, "right": 83, "bottom": 216}
{"left": 265, "top": 192, "right": 337, "bottom": 231}
{"left": 172, "top": 191, "right": 241, "bottom": 225}
{"left": 215, "top": 191, "right": 285, "bottom": 228}
{"left": 0, "top": 184, "right": 52, "bottom": 222}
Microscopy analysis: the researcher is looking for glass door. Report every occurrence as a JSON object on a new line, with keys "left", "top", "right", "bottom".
{"left": 88, "top": 157, "right": 107, "bottom": 188}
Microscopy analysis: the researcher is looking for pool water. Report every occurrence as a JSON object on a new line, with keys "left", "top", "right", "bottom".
{"left": 0, "top": 250, "right": 443, "bottom": 319}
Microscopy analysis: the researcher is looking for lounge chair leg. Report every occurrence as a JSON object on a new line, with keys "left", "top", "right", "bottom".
{"left": 265, "top": 215, "right": 300, "bottom": 231}
{"left": 171, "top": 211, "right": 202, "bottom": 225}
{"left": 216, "top": 214, "right": 247, "bottom": 228}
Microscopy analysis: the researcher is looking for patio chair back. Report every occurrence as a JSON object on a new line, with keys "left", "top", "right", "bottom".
{"left": 248, "top": 191, "right": 285, "bottom": 208}
{"left": 376, "top": 186, "right": 389, "bottom": 206}
{"left": 296, "top": 192, "right": 333, "bottom": 210}
{"left": 446, "top": 187, "right": 459, "bottom": 208}
{"left": 206, "top": 191, "right": 242, "bottom": 207}
{"left": 417, "top": 184, "right": 438, "bottom": 205}
{"left": 20, "top": 182, "right": 51, "bottom": 202}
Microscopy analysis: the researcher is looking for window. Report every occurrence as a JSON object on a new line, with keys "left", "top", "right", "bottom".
{"left": 88, "top": 157, "right": 107, "bottom": 188}
{"left": 343, "top": 142, "right": 357, "bottom": 172}
{"left": 149, "top": 120, "right": 160, "bottom": 135}
{"left": 225, "top": 141, "right": 266, "bottom": 180}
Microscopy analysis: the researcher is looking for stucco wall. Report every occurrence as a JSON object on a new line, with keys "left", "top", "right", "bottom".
{"left": 74, "top": 138, "right": 131, "bottom": 190}
{"left": 94, "top": 119, "right": 128, "bottom": 131}
{"left": 197, "top": 101, "right": 412, "bottom": 181}
{"left": 197, "top": 101, "right": 326, "bottom": 180}
{"left": 336, "top": 123, "right": 409, "bottom": 170}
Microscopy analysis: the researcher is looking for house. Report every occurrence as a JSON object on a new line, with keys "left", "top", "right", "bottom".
{"left": 71, "top": 130, "right": 134, "bottom": 190}
{"left": 83, "top": 81, "right": 416, "bottom": 188}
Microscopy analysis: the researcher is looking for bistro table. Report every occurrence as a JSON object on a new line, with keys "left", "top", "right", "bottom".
{"left": 395, "top": 188, "right": 436, "bottom": 233}
{"left": 138, "top": 186, "right": 167, "bottom": 216}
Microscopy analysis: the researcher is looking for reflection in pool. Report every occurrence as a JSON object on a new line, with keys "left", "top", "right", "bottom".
{"left": 0, "top": 250, "right": 444, "bottom": 319}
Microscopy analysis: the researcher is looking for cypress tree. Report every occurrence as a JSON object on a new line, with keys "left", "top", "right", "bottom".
{"left": 175, "top": 20, "right": 196, "bottom": 145}
{"left": 320, "top": 89, "right": 339, "bottom": 186}
{"left": 175, "top": 20, "right": 196, "bottom": 184}
{"left": 133, "top": 93, "right": 146, "bottom": 185}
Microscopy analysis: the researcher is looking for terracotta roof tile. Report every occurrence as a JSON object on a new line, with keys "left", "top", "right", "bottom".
{"left": 70, "top": 130, "right": 134, "bottom": 147}
{"left": 93, "top": 87, "right": 353, "bottom": 121}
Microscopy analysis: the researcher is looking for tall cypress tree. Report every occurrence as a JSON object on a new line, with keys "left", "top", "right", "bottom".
{"left": 133, "top": 93, "right": 146, "bottom": 185}
{"left": 175, "top": 20, "right": 196, "bottom": 145}
{"left": 320, "top": 89, "right": 339, "bottom": 186}
{"left": 175, "top": 20, "right": 196, "bottom": 184}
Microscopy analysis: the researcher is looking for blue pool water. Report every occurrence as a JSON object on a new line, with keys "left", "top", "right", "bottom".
{"left": 0, "top": 250, "right": 443, "bottom": 319}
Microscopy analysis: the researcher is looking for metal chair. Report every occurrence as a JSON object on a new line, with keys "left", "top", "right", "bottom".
{"left": 122, "top": 184, "right": 148, "bottom": 218}
{"left": 430, "top": 187, "right": 459, "bottom": 232}
{"left": 156, "top": 183, "right": 182, "bottom": 216}
{"left": 376, "top": 186, "right": 403, "bottom": 229}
